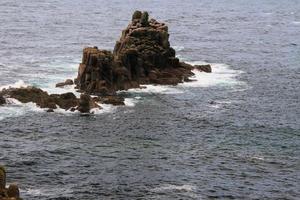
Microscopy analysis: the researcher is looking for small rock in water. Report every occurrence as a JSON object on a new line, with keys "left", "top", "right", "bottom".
{"left": 55, "top": 79, "right": 74, "bottom": 88}
{"left": 195, "top": 64, "right": 212, "bottom": 73}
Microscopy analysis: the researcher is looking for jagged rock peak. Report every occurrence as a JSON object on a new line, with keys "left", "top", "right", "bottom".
{"left": 75, "top": 10, "right": 211, "bottom": 95}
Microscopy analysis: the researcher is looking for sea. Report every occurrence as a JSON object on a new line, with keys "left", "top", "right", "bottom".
{"left": 0, "top": 0, "right": 299, "bottom": 199}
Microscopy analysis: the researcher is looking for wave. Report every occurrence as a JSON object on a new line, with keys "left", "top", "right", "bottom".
{"left": 0, "top": 80, "right": 28, "bottom": 90}
{"left": 22, "top": 187, "right": 73, "bottom": 198}
{"left": 0, "top": 98, "right": 43, "bottom": 121}
{"left": 179, "top": 61, "right": 245, "bottom": 88}
{"left": 151, "top": 184, "right": 196, "bottom": 192}
{"left": 126, "top": 84, "right": 183, "bottom": 95}
{"left": 125, "top": 61, "right": 245, "bottom": 95}
{"left": 172, "top": 46, "right": 185, "bottom": 51}
{"left": 91, "top": 103, "right": 116, "bottom": 114}
{"left": 124, "top": 98, "right": 139, "bottom": 107}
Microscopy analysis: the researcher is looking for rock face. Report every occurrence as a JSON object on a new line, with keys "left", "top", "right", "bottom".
{"left": 0, "top": 166, "right": 22, "bottom": 200}
{"left": 0, "top": 87, "right": 101, "bottom": 113}
{"left": 75, "top": 11, "right": 210, "bottom": 95}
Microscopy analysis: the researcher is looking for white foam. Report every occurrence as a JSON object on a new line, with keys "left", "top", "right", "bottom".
{"left": 124, "top": 98, "right": 139, "bottom": 107}
{"left": 126, "top": 85, "right": 182, "bottom": 94}
{"left": 91, "top": 103, "right": 116, "bottom": 114}
{"left": 24, "top": 188, "right": 44, "bottom": 196}
{"left": 292, "top": 21, "right": 300, "bottom": 25}
{"left": 179, "top": 62, "right": 245, "bottom": 88}
{"left": 0, "top": 99, "right": 44, "bottom": 121}
{"left": 250, "top": 156, "right": 265, "bottom": 161}
{"left": 152, "top": 184, "right": 196, "bottom": 192}
{"left": 22, "top": 187, "right": 73, "bottom": 197}
{"left": 0, "top": 80, "right": 28, "bottom": 90}
{"left": 172, "top": 46, "right": 185, "bottom": 51}
{"left": 124, "top": 62, "right": 245, "bottom": 96}
{"left": 0, "top": 61, "right": 245, "bottom": 117}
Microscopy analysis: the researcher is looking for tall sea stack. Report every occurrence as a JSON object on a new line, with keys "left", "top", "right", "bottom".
{"left": 75, "top": 11, "right": 210, "bottom": 95}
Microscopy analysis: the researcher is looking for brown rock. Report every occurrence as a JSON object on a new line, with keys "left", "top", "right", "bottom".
{"left": 132, "top": 10, "right": 142, "bottom": 21}
{"left": 101, "top": 96, "right": 125, "bottom": 106}
{"left": 0, "top": 87, "right": 82, "bottom": 112}
{"left": 77, "top": 94, "right": 90, "bottom": 113}
{"left": 0, "top": 87, "right": 48, "bottom": 104}
{"left": 7, "top": 184, "right": 19, "bottom": 198}
{"left": 50, "top": 92, "right": 78, "bottom": 110}
{"left": 0, "top": 166, "right": 6, "bottom": 190}
{"left": 55, "top": 79, "right": 74, "bottom": 88}
{"left": 77, "top": 94, "right": 100, "bottom": 113}
{"left": 73, "top": 11, "right": 211, "bottom": 97}
{"left": 195, "top": 64, "right": 212, "bottom": 73}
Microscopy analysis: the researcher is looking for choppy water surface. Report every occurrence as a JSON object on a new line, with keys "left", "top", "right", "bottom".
{"left": 0, "top": 0, "right": 299, "bottom": 199}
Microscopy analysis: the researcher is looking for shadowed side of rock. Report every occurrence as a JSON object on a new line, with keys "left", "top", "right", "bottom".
{"left": 0, "top": 95, "right": 5, "bottom": 106}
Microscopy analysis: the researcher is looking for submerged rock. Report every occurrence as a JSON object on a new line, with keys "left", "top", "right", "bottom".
{"left": 0, "top": 166, "right": 22, "bottom": 200}
{"left": 76, "top": 10, "right": 210, "bottom": 95}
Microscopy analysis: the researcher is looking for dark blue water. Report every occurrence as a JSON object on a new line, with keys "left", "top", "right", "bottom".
{"left": 0, "top": 0, "right": 299, "bottom": 199}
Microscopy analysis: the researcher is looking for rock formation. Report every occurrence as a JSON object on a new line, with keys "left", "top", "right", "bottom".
{"left": 0, "top": 87, "right": 99, "bottom": 113}
{"left": 0, "top": 166, "right": 22, "bottom": 200}
{"left": 0, "top": 11, "right": 211, "bottom": 113}
{"left": 75, "top": 11, "right": 211, "bottom": 95}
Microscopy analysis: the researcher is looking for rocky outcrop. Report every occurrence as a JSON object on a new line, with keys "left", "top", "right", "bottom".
{"left": 55, "top": 79, "right": 74, "bottom": 88}
{"left": 75, "top": 11, "right": 211, "bottom": 95}
{"left": 0, "top": 166, "right": 22, "bottom": 200}
{"left": 0, "top": 11, "right": 212, "bottom": 113}
{"left": 0, "top": 87, "right": 102, "bottom": 113}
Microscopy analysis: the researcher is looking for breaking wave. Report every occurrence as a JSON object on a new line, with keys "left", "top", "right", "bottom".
{"left": 0, "top": 80, "right": 28, "bottom": 90}
{"left": 126, "top": 61, "right": 245, "bottom": 95}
